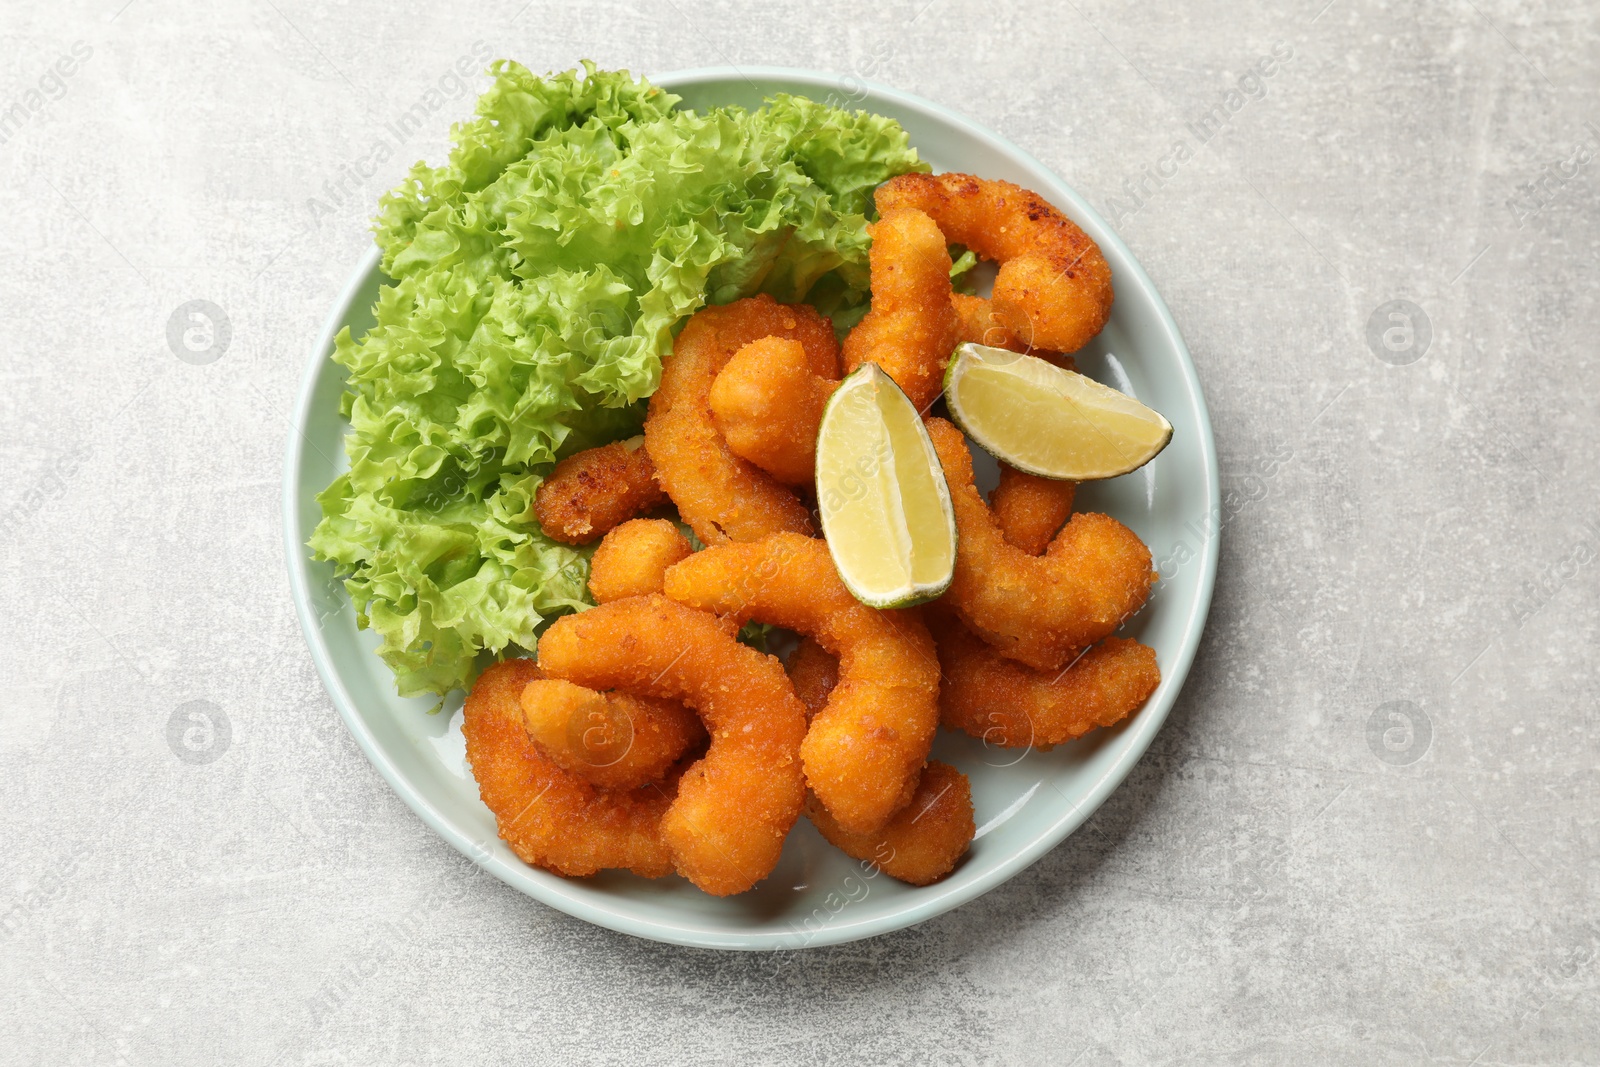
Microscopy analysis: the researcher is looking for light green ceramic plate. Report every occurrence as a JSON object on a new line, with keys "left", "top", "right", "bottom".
{"left": 284, "top": 67, "right": 1218, "bottom": 950}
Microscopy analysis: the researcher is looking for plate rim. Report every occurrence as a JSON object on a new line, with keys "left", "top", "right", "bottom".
{"left": 283, "top": 64, "right": 1220, "bottom": 950}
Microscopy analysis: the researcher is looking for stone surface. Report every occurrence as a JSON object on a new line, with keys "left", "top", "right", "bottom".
{"left": 2, "top": 1, "right": 1597, "bottom": 1064}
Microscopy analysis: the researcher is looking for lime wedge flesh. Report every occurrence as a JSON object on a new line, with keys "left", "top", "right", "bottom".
{"left": 944, "top": 342, "right": 1173, "bottom": 480}
{"left": 816, "top": 363, "right": 957, "bottom": 608}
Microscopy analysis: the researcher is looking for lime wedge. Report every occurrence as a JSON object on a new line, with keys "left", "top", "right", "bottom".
{"left": 816, "top": 363, "right": 957, "bottom": 608}
{"left": 944, "top": 342, "right": 1173, "bottom": 480}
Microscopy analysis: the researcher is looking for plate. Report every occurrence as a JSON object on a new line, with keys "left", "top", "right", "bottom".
{"left": 284, "top": 67, "right": 1219, "bottom": 949}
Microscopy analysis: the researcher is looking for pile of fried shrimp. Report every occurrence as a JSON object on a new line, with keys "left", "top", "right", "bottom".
{"left": 464, "top": 173, "right": 1162, "bottom": 898}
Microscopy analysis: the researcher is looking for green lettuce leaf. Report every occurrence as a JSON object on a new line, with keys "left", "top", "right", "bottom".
{"left": 310, "top": 60, "right": 926, "bottom": 699}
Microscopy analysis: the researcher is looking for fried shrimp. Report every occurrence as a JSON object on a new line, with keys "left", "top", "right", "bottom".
{"left": 926, "top": 417, "right": 1154, "bottom": 671}
{"left": 533, "top": 437, "right": 666, "bottom": 545}
{"left": 952, "top": 294, "right": 1080, "bottom": 374}
{"left": 586, "top": 518, "right": 693, "bottom": 603}
{"left": 462, "top": 659, "right": 676, "bottom": 879}
{"left": 535, "top": 595, "right": 807, "bottom": 896}
{"left": 841, "top": 207, "right": 962, "bottom": 412}
{"left": 645, "top": 295, "right": 839, "bottom": 544}
{"left": 663, "top": 533, "right": 940, "bottom": 835}
{"left": 777, "top": 639, "right": 974, "bottom": 884}
{"left": 709, "top": 335, "right": 839, "bottom": 486}
{"left": 930, "top": 611, "right": 1160, "bottom": 749}
{"left": 806, "top": 761, "right": 975, "bottom": 886}
{"left": 991, "top": 465, "right": 1076, "bottom": 556}
{"left": 953, "top": 291, "right": 1027, "bottom": 351}
{"left": 520, "top": 678, "right": 706, "bottom": 791}
{"left": 878, "top": 172, "right": 1113, "bottom": 354}
{"left": 785, "top": 636, "right": 840, "bottom": 721}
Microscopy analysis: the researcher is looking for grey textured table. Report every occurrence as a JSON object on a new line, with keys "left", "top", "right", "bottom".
{"left": 3, "top": 1, "right": 1596, "bottom": 1064}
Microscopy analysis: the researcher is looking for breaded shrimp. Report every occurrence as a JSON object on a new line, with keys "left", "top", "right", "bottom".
{"left": 929, "top": 610, "right": 1160, "bottom": 749}
{"left": 780, "top": 641, "right": 977, "bottom": 885}
{"left": 663, "top": 533, "right": 940, "bottom": 835}
{"left": 535, "top": 595, "right": 807, "bottom": 896}
{"left": 953, "top": 291, "right": 1028, "bottom": 351}
{"left": 462, "top": 658, "right": 676, "bottom": 879}
{"left": 952, "top": 293, "right": 1081, "bottom": 372}
{"left": 878, "top": 173, "right": 1113, "bottom": 354}
{"left": 991, "top": 464, "right": 1076, "bottom": 556}
{"left": 644, "top": 295, "right": 838, "bottom": 544}
{"left": 926, "top": 417, "right": 1154, "bottom": 671}
{"left": 709, "top": 336, "right": 839, "bottom": 485}
{"left": 587, "top": 518, "right": 693, "bottom": 603}
{"left": 785, "top": 636, "right": 839, "bottom": 722}
{"left": 806, "top": 761, "right": 975, "bottom": 886}
{"left": 841, "top": 208, "right": 961, "bottom": 412}
{"left": 520, "top": 678, "right": 706, "bottom": 791}
{"left": 533, "top": 437, "right": 665, "bottom": 545}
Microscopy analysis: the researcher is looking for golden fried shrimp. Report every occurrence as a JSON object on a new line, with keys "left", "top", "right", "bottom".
{"left": 926, "top": 418, "right": 1154, "bottom": 671}
{"left": 953, "top": 291, "right": 1027, "bottom": 351}
{"left": 709, "top": 336, "right": 838, "bottom": 485}
{"left": 878, "top": 172, "right": 1113, "bottom": 354}
{"left": 533, "top": 437, "right": 666, "bottom": 545}
{"left": 586, "top": 519, "right": 693, "bottom": 603}
{"left": 806, "top": 761, "right": 974, "bottom": 886}
{"left": 645, "top": 295, "right": 839, "bottom": 544}
{"left": 663, "top": 533, "right": 940, "bottom": 835}
{"left": 520, "top": 678, "right": 707, "bottom": 791}
{"left": 780, "top": 642, "right": 974, "bottom": 882}
{"left": 841, "top": 208, "right": 961, "bottom": 412}
{"left": 930, "top": 611, "right": 1160, "bottom": 749}
{"left": 951, "top": 294, "right": 1079, "bottom": 373}
{"left": 991, "top": 465, "right": 1076, "bottom": 556}
{"left": 785, "top": 636, "right": 840, "bottom": 722}
{"left": 462, "top": 659, "right": 675, "bottom": 879}
{"left": 535, "top": 595, "right": 807, "bottom": 896}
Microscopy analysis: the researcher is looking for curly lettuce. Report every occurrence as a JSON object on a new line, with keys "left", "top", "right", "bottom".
{"left": 310, "top": 61, "right": 926, "bottom": 699}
